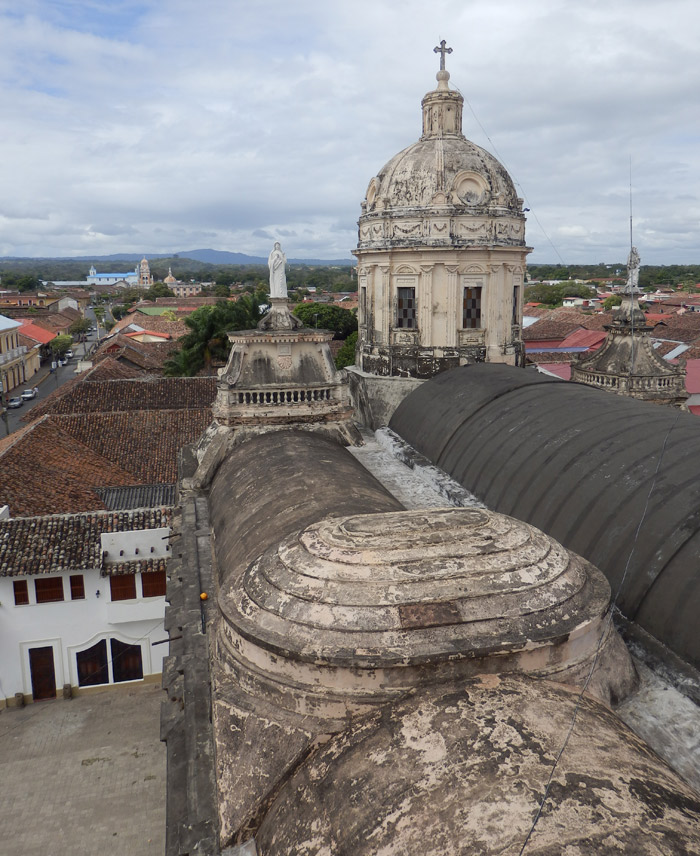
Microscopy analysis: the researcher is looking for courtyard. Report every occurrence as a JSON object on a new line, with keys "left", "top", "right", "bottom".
{"left": 0, "top": 682, "right": 165, "bottom": 856}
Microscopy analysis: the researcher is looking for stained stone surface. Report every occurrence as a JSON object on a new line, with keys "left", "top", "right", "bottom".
{"left": 213, "top": 506, "right": 636, "bottom": 845}
{"left": 218, "top": 507, "right": 635, "bottom": 700}
{"left": 255, "top": 675, "right": 700, "bottom": 856}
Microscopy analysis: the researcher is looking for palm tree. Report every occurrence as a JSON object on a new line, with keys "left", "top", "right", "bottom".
{"left": 164, "top": 297, "right": 261, "bottom": 376}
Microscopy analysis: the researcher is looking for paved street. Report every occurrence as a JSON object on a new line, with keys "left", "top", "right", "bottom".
{"left": 0, "top": 683, "right": 166, "bottom": 856}
{"left": 1, "top": 328, "right": 101, "bottom": 436}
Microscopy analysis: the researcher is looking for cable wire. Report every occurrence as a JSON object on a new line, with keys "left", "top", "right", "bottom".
{"left": 461, "top": 91, "right": 567, "bottom": 267}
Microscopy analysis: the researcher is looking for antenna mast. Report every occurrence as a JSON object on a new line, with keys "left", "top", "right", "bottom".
{"left": 629, "top": 156, "right": 633, "bottom": 250}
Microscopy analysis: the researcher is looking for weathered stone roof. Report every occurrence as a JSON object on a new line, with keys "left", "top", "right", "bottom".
{"left": 209, "top": 431, "right": 403, "bottom": 587}
{"left": 255, "top": 675, "right": 700, "bottom": 856}
{"left": 0, "top": 507, "right": 171, "bottom": 576}
{"left": 221, "top": 507, "right": 623, "bottom": 683}
{"left": 390, "top": 363, "right": 700, "bottom": 669}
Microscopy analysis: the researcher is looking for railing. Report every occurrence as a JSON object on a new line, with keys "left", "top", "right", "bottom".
{"left": 0, "top": 346, "right": 27, "bottom": 366}
{"left": 236, "top": 387, "right": 334, "bottom": 406}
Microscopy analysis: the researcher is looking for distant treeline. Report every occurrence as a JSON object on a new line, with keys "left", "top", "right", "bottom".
{"left": 0, "top": 257, "right": 357, "bottom": 293}
{"left": 3, "top": 256, "right": 700, "bottom": 293}
{"left": 528, "top": 264, "right": 700, "bottom": 289}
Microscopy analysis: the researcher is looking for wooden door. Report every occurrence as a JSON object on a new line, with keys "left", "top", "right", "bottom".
{"left": 29, "top": 646, "right": 56, "bottom": 700}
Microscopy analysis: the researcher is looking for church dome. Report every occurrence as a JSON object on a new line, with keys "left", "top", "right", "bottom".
{"left": 358, "top": 64, "right": 525, "bottom": 249}
{"left": 368, "top": 135, "right": 519, "bottom": 213}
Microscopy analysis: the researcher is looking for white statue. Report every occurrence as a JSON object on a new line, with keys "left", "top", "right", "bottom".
{"left": 626, "top": 246, "right": 640, "bottom": 293}
{"left": 268, "top": 242, "right": 287, "bottom": 299}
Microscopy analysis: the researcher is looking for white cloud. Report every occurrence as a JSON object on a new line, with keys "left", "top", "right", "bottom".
{"left": 0, "top": 0, "right": 699, "bottom": 262}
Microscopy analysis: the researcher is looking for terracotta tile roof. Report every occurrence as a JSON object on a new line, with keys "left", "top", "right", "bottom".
{"left": 27, "top": 376, "right": 216, "bottom": 420}
{"left": 18, "top": 333, "right": 41, "bottom": 351}
{"left": 650, "top": 326, "right": 700, "bottom": 344}
{"left": 523, "top": 319, "right": 584, "bottom": 342}
{"left": 657, "top": 294, "right": 696, "bottom": 307}
{"left": 0, "top": 507, "right": 171, "bottom": 577}
{"left": 106, "top": 557, "right": 169, "bottom": 577}
{"left": 522, "top": 305, "right": 551, "bottom": 318}
{"left": 94, "top": 335, "right": 175, "bottom": 371}
{"left": 677, "top": 343, "right": 700, "bottom": 360}
{"left": 30, "top": 314, "right": 72, "bottom": 333}
{"left": 114, "top": 313, "right": 187, "bottom": 338}
{"left": 82, "top": 357, "right": 146, "bottom": 381}
{"left": 653, "top": 341, "right": 681, "bottom": 357}
{"left": 52, "top": 409, "right": 211, "bottom": 483}
{"left": 558, "top": 329, "right": 607, "bottom": 350}
{"left": 0, "top": 417, "right": 136, "bottom": 517}
{"left": 522, "top": 309, "right": 615, "bottom": 342}
{"left": 17, "top": 320, "right": 56, "bottom": 344}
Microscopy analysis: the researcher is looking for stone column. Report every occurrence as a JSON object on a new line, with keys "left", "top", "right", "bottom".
{"left": 445, "top": 265, "right": 459, "bottom": 347}
{"left": 378, "top": 265, "right": 391, "bottom": 345}
{"left": 486, "top": 263, "right": 507, "bottom": 363}
{"left": 419, "top": 265, "right": 434, "bottom": 346}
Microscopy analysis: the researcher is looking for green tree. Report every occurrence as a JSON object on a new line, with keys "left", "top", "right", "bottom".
{"left": 602, "top": 295, "right": 623, "bottom": 310}
{"left": 334, "top": 332, "right": 358, "bottom": 369}
{"left": 69, "top": 318, "right": 90, "bottom": 337}
{"left": 164, "top": 296, "right": 261, "bottom": 376}
{"left": 524, "top": 282, "right": 596, "bottom": 307}
{"left": 145, "top": 282, "right": 175, "bottom": 300}
{"left": 292, "top": 303, "right": 358, "bottom": 338}
{"left": 50, "top": 334, "right": 73, "bottom": 358}
{"left": 111, "top": 304, "right": 128, "bottom": 321}
{"left": 213, "top": 283, "right": 231, "bottom": 297}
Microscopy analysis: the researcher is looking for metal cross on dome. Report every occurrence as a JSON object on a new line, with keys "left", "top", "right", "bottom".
{"left": 433, "top": 39, "right": 453, "bottom": 71}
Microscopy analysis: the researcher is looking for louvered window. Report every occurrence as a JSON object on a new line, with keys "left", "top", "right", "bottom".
{"left": 397, "top": 287, "right": 416, "bottom": 329}
{"left": 463, "top": 287, "right": 482, "bottom": 329}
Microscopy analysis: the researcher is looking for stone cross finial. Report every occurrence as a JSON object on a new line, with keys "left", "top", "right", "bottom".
{"left": 434, "top": 39, "right": 453, "bottom": 71}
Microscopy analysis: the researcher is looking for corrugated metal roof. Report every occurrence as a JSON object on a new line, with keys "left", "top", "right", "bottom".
{"left": 390, "top": 363, "right": 700, "bottom": 669}
{"left": 95, "top": 484, "right": 176, "bottom": 510}
{"left": 0, "top": 314, "right": 21, "bottom": 332}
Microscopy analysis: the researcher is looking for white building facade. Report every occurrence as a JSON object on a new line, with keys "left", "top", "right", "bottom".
{"left": 0, "top": 508, "right": 171, "bottom": 706}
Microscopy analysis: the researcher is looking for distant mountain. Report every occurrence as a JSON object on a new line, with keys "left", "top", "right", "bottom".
{"left": 178, "top": 249, "right": 266, "bottom": 264}
{"left": 0, "top": 249, "right": 355, "bottom": 266}
{"left": 179, "top": 249, "right": 354, "bottom": 266}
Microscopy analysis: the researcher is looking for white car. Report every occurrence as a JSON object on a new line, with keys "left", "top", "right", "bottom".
{"left": 20, "top": 388, "right": 38, "bottom": 400}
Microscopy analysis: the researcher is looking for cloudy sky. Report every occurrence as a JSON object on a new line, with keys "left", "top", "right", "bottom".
{"left": 1, "top": 0, "right": 699, "bottom": 264}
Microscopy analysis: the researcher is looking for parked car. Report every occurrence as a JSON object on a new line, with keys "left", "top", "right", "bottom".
{"left": 65, "top": 350, "right": 73, "bottom": 359}
{"left": 7, "top": 397, "right": 23, "bottom": 408}
{"left": 20, "top": 388, "right": 37, "bottom": 400}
